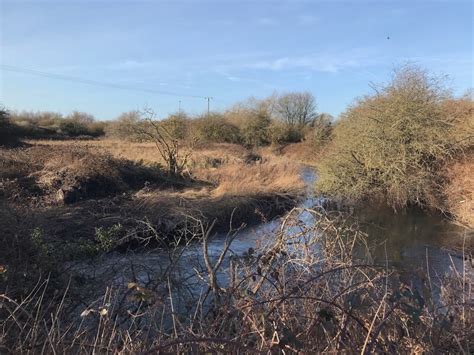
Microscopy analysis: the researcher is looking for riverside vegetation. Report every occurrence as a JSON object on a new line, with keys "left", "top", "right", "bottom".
{"left": 0, "top": 65, "right": 472, "bottom": 353}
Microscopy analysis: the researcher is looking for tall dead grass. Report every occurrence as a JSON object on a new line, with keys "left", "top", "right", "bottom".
{"left": 27, "top": 139, "right": 315, "bottom": 168}
{"left": 27, "top": 139, "right": 249, "bottom": 167}
{"left": 1, "top": 145, "right": 169, "bottom": 205}
{"left": 258, "top": 141, "right": 321, "bottom": 166}
{"left": 193, "top": 160, "right": 303, "bottom": 196}
{"left": 445, "top": 153, "right": 474, "bottom": 228}
{"left": 19, "top": 140, "right": 305, "bottom": 203}
{"left": 1, "top": 141, "right": 304, "bottom": 245}
{"left": 132, "top": 160, "right": 302, "bottom": 234}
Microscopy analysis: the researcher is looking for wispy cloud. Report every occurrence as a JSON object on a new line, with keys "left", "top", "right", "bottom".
{"left": 105, "top": 59, "right": 155, "bottom": 70}
{"left": 214, "top": 68, "right": 262, "bottom": 84}
{"left": 209, "top": 48, "right": 380, "bottom": 79}
{"left": 245, "top": 49, "right": 376, "bottom": 73}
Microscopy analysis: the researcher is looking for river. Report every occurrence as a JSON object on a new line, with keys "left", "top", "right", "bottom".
{"left": 71, "top": 168, "right": 472, "bottom": 306}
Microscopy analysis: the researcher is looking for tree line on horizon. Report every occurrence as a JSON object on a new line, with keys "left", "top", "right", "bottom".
{"left": 1, "top": 91, "right": 333, "bottom": 149}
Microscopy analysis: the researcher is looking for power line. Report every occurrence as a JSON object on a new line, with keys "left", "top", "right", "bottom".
{"left": 1, "top": 64, "right": 206, "bottom": 99}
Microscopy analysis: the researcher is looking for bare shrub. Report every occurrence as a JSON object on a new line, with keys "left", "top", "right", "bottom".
{"left": 8, "top": 110, "right": 105, "bottom": 138}
{"left": 105, "top": 110, "right": 141, "bottom": 140}
{"left": 160, "top": 112, "right": 189, "bottom": 140}
{"left": 131, "top": 108, "right": 193, "bottom": 176}
{"left": 10, "top": 110, "right": 63, "bottom": 128}
{"left": 268, "top": 120, "right": 304, "bottom": 144}
{"left": 441, "top": 94, "right": 474, "bottom": 150}
{"left": 225, "top": 99, "right": 273, "bottom": 147}
{"left": 317, "top": 65, "right": 464, "bottom": 210}
{"left": 192, "top": 113, "right": 242, "bottom": 144}
{"left": 238, "top": 110, "right": 272, "bottom": 148}
{"left": 0, "top": 209, "right": 471, "bottom": 353}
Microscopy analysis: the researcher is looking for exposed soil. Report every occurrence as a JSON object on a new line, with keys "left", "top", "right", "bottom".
{"left": 0, "top": 146, "right": 201, "bottom": 205}
{"left": 0, "top": 144, "right": 302, "bottom": 250}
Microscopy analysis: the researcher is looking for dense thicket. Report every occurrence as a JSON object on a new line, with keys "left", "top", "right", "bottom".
{"left": 9, "top": 110, "right": 105, "bottom": 139}
{"left": 316, "top": 65, "right": 473, "bottom": 210}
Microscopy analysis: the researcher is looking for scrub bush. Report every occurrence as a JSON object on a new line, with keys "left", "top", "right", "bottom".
{"left": 317, "top": 65, "right": 466, "bottom": 210}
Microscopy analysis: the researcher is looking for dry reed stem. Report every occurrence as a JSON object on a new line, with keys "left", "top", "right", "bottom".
{"left": 1, "top": 208, "right": 470, "bottom": 353}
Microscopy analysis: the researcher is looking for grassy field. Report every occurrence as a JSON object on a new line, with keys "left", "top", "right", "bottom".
{"left": 0, "top": 140, "right": 306, "bottom": 244}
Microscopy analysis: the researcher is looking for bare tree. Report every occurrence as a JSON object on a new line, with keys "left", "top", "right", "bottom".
{"left": 274, "top": 91, "right": 317, "bottom": 127}
{"left": 132, "top": 108, "right": 193, "bottom": 176}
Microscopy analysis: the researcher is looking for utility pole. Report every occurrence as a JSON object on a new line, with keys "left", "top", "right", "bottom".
{"left": 205, "top": 97, "right": 212, "bottom": 116}
{"left": 178, "top": 100, "right": 181, "bottom": 114}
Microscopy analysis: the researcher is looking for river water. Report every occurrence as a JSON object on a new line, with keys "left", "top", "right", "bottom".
{"left": 73, "top": 168, "right": 472, "bottom": 304}
{"left": 209, "top": 168, "right": 471, "bottom": 277}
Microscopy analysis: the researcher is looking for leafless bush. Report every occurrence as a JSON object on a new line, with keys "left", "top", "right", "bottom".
{"left": 317, "top": 65, "right": 467, "bottom": 210}
{"left": 0, "top": 209, "right": 471, "bottom": 353}
{"left": 131, "top": 108, "right": 193, "bottom": 176}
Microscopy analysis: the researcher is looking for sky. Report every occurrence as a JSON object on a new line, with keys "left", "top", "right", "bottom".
{"left": 0, "top": 0, "right": 473, "bottom": 120}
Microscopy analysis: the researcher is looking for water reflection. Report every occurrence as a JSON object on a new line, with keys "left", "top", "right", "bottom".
{"left": 204, "top": 168, "right": 471, "bottom": 280}
{"left": 355, "top": 206, "right": 469, "bottom": 273}
{"left": 72, "top": 168, "right": 472, "bottom": 299}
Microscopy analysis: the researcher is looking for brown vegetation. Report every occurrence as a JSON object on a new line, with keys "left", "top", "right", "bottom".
{"left": 26, "top": 140, "right": 249, "bottom": 167}
{"left": 259, "top": 141, "right": 323, "bottom": 166}
{"left": 0, "top": 145, "right": 168, "bottom": 205}
{"left": 444, "top": 153, "right": 474, "bottom": 228}
{"left": 193, "top": 158, "right": 303, "bottom": 196}
{"left": 0, "top": 208, "right": 471, "bottom": 353}
{"left": 8, "top": 91, "right": 324, "bottom": 149}
{"left": 0, "top": 140, "right": 304, "bottom": 242}
{"left": 10, "top": 110, "right": 105, "bottom": 138}
{"left": 316, "top": 65, "right": 473, "bottom": 219}
{"left": 1, "top": 67, "right": 472, "bottom": 353}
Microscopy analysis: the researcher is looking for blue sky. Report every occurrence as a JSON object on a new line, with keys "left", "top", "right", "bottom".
{"left": 1, "top": 0, "right": 472, "bottom": 120}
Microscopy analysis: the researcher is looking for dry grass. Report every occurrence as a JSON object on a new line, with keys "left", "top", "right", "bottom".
{"left": 0, "top": 209, "right": 471, "bottom": 353}
{"left": 1, "top": 140, "right": 304, "bottom": 242}
{"left": 26, "top": 139, "right": 163, "bottom": 164}
{"left": 26, "top": 139, "right": 250, "bottom": 167}
{"left": 22, "top": 139, "right": 305, "bottom": 200}
{"left": 0, "top": 145, "right": 170, "bottom": 205}
{"left": 444, "top": 153, "right": 474, "bottom": 229}
{"left": 193, "top": 160, "right": 303, "bottom": 196}
{"left": 0, "top": 148, "right": 40, "bottom": 179}
{"left": 132, "top": 156, "right": 303, "bottom": 234}
{"left": 28, "top": 139, "right": 317, "bottom": 167}
{"left": 258, "top": 141, "right": 321, "bottom": 166}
